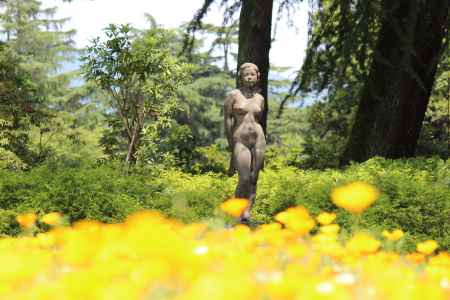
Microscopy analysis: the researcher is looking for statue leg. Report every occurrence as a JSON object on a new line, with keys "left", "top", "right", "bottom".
{"left": 233, "top": 142, "right": 252, "bottom": 209}
{"left": 243, "top": 141, "right": 266, "bottom": 220}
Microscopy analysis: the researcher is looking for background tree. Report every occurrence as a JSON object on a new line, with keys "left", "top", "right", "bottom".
{"left": 185, "top": 0, "right": 303, "bottom": 135}
{"left": 201, "top": 21, "right": 239, "bottom": 72}
{"left": 0, "top": 42, "right": 44, "bottom": 165}
{"left": 416, "top": 48, "right": 450, "bottom": 158}
{"left": 83, "top": 24, "right": 190, "bottom": 163}
{"left": 284, "top": 0, "right": 449, "bottom": 166}
{"left": 341, "top": 0, "right": 449, "bottom": 164}
{"left": 0, "top": 0, "right": 97, "bottom": 163}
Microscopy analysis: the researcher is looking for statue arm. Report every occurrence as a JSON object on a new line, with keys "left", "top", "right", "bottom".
{"left": 259, "top": 96, "right": 265, "bottom": 125}
{"left": 224, "top": 91, "right": 234, "bottom": 151}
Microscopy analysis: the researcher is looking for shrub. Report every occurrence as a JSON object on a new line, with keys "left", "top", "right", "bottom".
{"left": 0, "top": 157, "right": 448, "bottom": 251}
{"left": 253, "top": 157, "right": 450, "bottom": 251}
{"left": 0, "top": 161, "right": 158, "bottom": 233}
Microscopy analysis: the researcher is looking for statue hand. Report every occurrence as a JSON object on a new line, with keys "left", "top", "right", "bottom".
{"left": 227, "top": 154, "right": 235, "bottom": 177}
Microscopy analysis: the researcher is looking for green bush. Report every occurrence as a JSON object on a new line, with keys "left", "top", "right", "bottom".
{"left": 190, "top": 144, "right": 229, "bottom": 174}
{"left": 0, "top": 160, "right": 233, "bottom": 235}
{"left": 0, "top": 161, "right": 159, "bottom": 230}
{"left": 0, "top": 157, "right": 448, "bottom": 251}
{"left": 253, "top": 156, "right": 450, "bottom": 251}
{"left": 151, "top": 170, "right": 235, "bottom": 222}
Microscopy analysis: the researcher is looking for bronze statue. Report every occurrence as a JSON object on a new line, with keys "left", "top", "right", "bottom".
{"left": 224, "top": 62, "right": 266, "bottom": 222}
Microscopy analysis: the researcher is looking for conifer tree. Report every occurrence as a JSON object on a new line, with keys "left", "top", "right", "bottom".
{"left": 0, "top": 0, "right": 97, "bottom": 163}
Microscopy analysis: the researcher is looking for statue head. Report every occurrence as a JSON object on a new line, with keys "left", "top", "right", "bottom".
{"left": 238, "top": 63, "right": 260, "bottom": 87}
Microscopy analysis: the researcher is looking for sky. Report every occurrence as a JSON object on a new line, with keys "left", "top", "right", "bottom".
{"left": 41, "top": 0, "right": 309, "bottom": 77}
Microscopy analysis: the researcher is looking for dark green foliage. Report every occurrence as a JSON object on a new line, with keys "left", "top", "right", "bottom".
{"left": 416, "top": 50, "right": 450, "bottom": 158}
{"left": 0, "top": 43, "right": 45, "bottom": 163}
{"left": 139, "top": 122, "right": 197, "bottom": 169}
{"left": 285, "top": 0, "right": 448, "bottom": 165}
{"left": 0, "top": 209, "right": 20, "bottom": 237}
{"left": 190, "top": 144, "right": 230, "bottom": 174}
{"left": 341, "top": 0, "right": 449, "bottom": 163}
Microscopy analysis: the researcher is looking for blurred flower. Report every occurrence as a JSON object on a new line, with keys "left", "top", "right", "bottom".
{"left": 275, "top": 206, "right": 315, "bottom": 235}
{"left": 320, "top": 224, "right": 340, "bottom": 235}
{"left": 316, "top": 212, "right": 336, "bottom": 225}
{"left": 220, "top": 198, "right": 249, "bottom": 217}
{"left": 335, "top": 272, "right": 356, "bottom": 286}
{"left": 346, "top": 232, "right": 380, "bottom": 254}
{"left": 405, "top": 252, "right": 426, "bottom": 264}
{"left": 331, "top": 181, "right": 380, "bottom": 214}
{"left": 428, "top": 252, "right": 450, "bottom": 268}
{"left": 193, "top": 245, "right": 209, "bottom": 256}
{"left": 16, "top": 213, "right": 37, "bottom": 229}
{"left": 1, "top": 208, "right": 447, "bottom": 300}
{"left": 417, "top": 240, "right": 438, "bottom": 255}
{"left": 315, "top": 281, "right": 335, "bottom": 294}
{"left": 382, "top": 229, "right": 404, "bottom": 241}
{"left": 41, "top": 212, "right": 63, "bottom": 226}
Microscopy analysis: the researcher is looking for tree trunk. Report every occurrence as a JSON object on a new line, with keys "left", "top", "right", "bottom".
{"left": 125, "top": 127, "right": 140, "bottom": 164}
{"left": 340, "top": 0, "right": 449, "bottom": 165}
{"left": 237, "top": 0, "right": 274, "bottom": 135}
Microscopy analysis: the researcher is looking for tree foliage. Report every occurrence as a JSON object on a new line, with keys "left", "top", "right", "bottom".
{"left": 83, "top": 24, "right": 190, "bottom": 163}
{"left": 283, "top": 0, "right": 449, "bottom": 166}
{"left": 0, "top": 0, "right": 96, "bottom": 164}
{"left": 0, "top": 43, "right": 44, "bottom": 165}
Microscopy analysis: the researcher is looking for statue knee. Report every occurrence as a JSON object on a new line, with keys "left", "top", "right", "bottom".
{"left": 240, "top": 174, "right": 251, "bottom": 185}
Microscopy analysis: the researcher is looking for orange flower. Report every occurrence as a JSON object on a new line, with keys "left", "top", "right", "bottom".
{"left": 275, "top": 206, "right": 315, "bottom": 235}
{"left": 405, "top": 252, "right": 426, "bottom": 264}
{"left": 16, "top": 213, "right": 37, "bottom": 229}
{"left": 220, "top": 198, "right": 249, "bottom": 217}
{"left": 316, "top": 212, "right": 336, "bottom": 225}
{"left": 331, "top": 181, "right": 379, "bottom": 214}
{"left": 417, "top": 240, "right": 438, "bottom": 255}
{"left": 41, "top": 212, "right": 63, "bottom": 226}
{"left": 382, "top": 229, "right": 404, "bottom": 241}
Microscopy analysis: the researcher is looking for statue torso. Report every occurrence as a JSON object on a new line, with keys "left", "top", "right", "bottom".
{"left": 230, "top": 89, "right": 265, "bottom": 147}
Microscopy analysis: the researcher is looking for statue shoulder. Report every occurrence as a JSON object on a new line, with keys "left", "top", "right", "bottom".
{"left": 256, "top": 93, "right": 265, "bottom": 106}
{"left": 225, "top": 89, "right": 239, "bottom": 103}
{"left": 226, "top": 89, "right": 240, "bottom": 98}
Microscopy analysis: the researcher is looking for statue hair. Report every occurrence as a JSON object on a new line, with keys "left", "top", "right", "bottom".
{"left": 238, "top": 63, "right": 260, "bottom": 80}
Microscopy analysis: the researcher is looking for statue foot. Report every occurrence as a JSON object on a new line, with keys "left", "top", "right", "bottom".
{"left": 239, "top": 216, "right": 251, "bottom": 225}
{"left": 239, "top": 210, "right": 251, "bottom": 225}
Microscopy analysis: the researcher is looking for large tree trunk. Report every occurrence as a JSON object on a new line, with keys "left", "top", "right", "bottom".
{"left": 237, "top": 0, "right": 273, "bottom": 135}
{"left": 340, "top": 0, "right": 449, "bottom": 165}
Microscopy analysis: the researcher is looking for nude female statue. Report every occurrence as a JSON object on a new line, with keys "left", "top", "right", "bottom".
{"left": 224, "top": 62, "right": 266, "bottom": 222}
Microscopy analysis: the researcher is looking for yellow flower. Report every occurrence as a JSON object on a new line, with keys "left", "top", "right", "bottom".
{"left": 316, "top": 212, "right": 336, "bottom": 225}
{"left": 417, "top": 240, "right": 438, "bottom": 255}
{"left": 382, "top": 229, "right": 404, "bottom": 241}
{"left": 16, "top": 213, "right": 37, "bottom": 229}
{"left": 220, "top": 198, "right": 249, "bottom": 217}
{"left": 331, "top": 181, "right": 380, "bottom": 214}
{"left": 275, "top": 206, "right": 315, "bottom": 235}
{"left": 320, "top": 224, "right": 340, "bottom": 235}
{"left": 346, "top": 232, "right": 380, "bottom": 254}
{"left": 40, "top": 212, "right": 63, "bottom": 226}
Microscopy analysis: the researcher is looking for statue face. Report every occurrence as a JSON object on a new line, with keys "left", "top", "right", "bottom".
{"left": 240, "top": 67, "right": 258, "bottom": 87}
